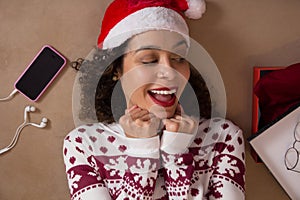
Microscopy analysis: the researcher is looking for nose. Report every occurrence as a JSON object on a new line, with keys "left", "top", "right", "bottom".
{"left": 156, "top": 57, "right": 176, "bottom": 80}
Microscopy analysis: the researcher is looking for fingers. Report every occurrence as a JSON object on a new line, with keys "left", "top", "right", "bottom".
{"left": 163, "top": 119, "right": 180, "bottom": 132}
{"left": 163, "top": 114, "right": 198, "bottom": 134}
{"left": 125, "top": 105, "right": 152, "bottom": 121}
{"left": 120, "top": 105, "right": 161, "bottom": 138}
{"left": 125, "top": 105, "right": 138, "bottom": 114}
{"left": 135, "top": 113, "right": 157, "bottom": 127}
{"left": 122, "top": 105, "right": 197, "bottom": 136}
{"left": 130, "top": 109, "right": 149, "bottom": 121}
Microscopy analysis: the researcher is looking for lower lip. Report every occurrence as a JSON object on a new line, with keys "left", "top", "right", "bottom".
{"left": 148, "top": 93, "right": 176, "bottom": 107}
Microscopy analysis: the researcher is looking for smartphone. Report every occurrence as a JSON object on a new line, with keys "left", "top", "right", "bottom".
{"left": 14, "top": 45, "right": 66, "bottom": 101}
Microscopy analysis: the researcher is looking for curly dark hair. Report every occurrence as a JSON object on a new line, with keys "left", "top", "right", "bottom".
{"left": 77, "top": 43, "right": 211, "bottom": 124}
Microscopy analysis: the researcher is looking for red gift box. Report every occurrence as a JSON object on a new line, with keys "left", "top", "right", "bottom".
{"left": 251, "top": 66, "right": 285, "bottom": 162}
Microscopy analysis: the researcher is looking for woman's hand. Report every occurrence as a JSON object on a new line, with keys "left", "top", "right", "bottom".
{"left": 119, "top": 105, "right": 162, "bottom": 138}
{"left": 162, "top": 105, "right": 198, "bottom": 134}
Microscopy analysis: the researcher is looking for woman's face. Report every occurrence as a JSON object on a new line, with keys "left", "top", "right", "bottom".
{"left": 120, "top": 30, "right": 190, "bottom": 119}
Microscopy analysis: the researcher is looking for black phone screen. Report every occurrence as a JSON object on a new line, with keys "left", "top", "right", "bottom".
{"left": 15, "top": 46, "right": 66, "bottom": 101}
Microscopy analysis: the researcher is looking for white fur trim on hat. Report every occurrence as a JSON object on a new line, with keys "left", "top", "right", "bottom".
{"left": 185, "top": 0, "right": 206, "bottom": 19}
{"left": 102, "top": 7, "right": 190, "bottom": 49}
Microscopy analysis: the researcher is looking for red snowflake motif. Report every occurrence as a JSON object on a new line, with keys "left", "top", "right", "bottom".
{"left": 191, "top": 188, "right": 199, "bottom": 196}
{"left": 64, "top": 148, "right": 68, "bottom": 156}
{"left": 206, "top": 180, "right": 223, "bottom": 199}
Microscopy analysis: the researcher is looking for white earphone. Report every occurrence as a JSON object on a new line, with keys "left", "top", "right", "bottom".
{"left": 23, "top": 106, "right": 48, "bottom": 128}
{"left": 0, "top": 105, "right": 49, "bottom": 155}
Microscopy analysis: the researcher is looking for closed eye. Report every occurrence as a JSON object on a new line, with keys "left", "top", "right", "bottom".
{"left": 171, "top": 57, "right": 186, "bottom": 63}
{"left": 142, "top": 59, "right": 158, "bottom": 65}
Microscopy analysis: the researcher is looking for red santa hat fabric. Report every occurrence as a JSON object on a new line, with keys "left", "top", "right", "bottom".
{"left": 254, "top": 63, "right": 300, "bottom": 126}
{"left": 97, "top": 0, "right": 206, "bottom": 49}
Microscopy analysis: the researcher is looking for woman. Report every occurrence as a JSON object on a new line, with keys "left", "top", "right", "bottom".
{"left": 64, "top": 0, "right": 245, "bottom": 199}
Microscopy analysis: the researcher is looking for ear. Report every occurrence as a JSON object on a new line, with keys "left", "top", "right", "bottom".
{"left": 116, "top": 68, "right": 122, "bottom": 77}
{"left": 112, "top": 66, "right": 123, "bottom": 81}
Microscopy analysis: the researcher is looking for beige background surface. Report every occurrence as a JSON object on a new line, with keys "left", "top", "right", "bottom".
{"left": 0, "top": 0, "right": 299, "bottom": 199}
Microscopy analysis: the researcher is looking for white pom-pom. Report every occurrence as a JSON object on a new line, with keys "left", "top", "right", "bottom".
{"left": 184, "top": 0, "right": 206, "bottom": 19}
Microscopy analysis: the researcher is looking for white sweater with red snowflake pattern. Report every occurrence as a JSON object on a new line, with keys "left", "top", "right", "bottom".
{"left": 63, "top": 118, "right": 245, "bottom": 200}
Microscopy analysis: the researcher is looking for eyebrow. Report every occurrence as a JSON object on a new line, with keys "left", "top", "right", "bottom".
{"left": 133, "top": 40, "right": 188, "bottom": 54}
{"left": 173, "top": 40, "right": 188, "bottom": 49}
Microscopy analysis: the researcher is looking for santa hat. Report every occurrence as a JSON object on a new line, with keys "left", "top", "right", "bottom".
{"left": 254, "top": 63, "right": 300, "bottom": 127}
{"left": 97, "top": 0, "right": 206, "bottom": 49}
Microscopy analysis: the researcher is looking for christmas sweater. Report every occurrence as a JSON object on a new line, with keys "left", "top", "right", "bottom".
{"left": 63, "top": 118, "right": 245, "bottom": 200}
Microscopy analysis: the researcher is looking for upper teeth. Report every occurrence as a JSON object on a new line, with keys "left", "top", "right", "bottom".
{"left": 150, "top": 89, "right": 176, "bottom": 95}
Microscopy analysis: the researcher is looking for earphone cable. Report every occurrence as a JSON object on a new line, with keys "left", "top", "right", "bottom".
{"left": 0, "top": 123, "right": 28, "bottom": 155}
{"left": 0, "top": 89, "right": 18, "bottom": 101}
{"left": 0, "top": 105, "right": 48, "bottom": 155}
{"left": 6, "top": 123, "right": 28, "bottom": 150}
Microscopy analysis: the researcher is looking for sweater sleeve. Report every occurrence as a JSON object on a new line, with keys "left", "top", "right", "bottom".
{"left": 205, "top": 120, "right": 245, "bottom": 200}
{"left": 160, "top": 130, "right": 196, "bottom": 200}
{"left": 63, "top": 129, "right": 111, "bottom": 200}
{"left": 63, "top": 124, "right": 161, "bottom": 200}
{"left": 159, "top": 119, "right": 246, "bottom": 200}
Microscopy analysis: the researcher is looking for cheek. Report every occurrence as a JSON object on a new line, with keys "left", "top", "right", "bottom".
{"left": 120, "top": 67, "right": 155, "bottom": 98}
{"left": 177, "top": 65, "right": 190, "bottom": 84}
{"left": 183, "top": 65, "right": 191, "bottom": 80}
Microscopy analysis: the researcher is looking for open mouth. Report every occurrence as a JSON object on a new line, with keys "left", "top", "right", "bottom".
{"left": 148, "top": 87, "right": 177, "bottom": 107}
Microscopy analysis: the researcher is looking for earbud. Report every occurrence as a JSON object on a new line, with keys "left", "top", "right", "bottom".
{"left": 30, "top": 117, "right": 48, "bottom": 128}
{"left": 23, "top": 105, "right": 49, "bottom": 128}
{"left": 25, "top": 105, "right": 36, "bottom": 112}
{"left": 24, "top": 106, "right": 36, "bottom": 121}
